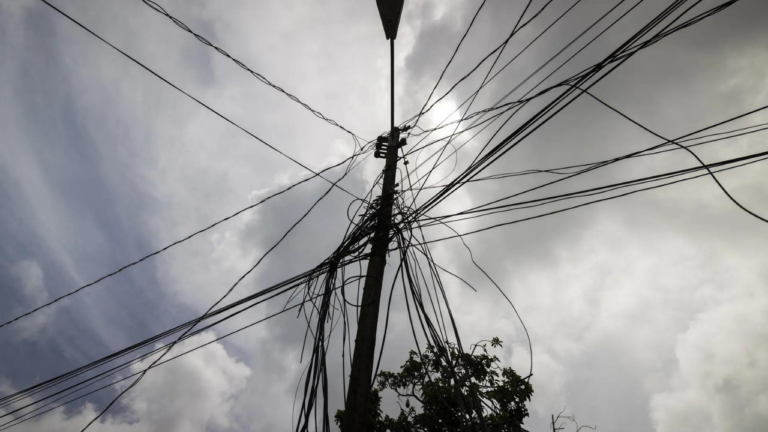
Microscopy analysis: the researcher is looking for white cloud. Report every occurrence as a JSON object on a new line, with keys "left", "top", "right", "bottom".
{"left": 7, "top": 260, "right": 51, "bottom": 340}
{"left": 650, "top": 296, "right": 768, "bottom": 432}
{"left": 10, "top": 260, "right": 46, "bottom": 305}
{"left": 7, "top": 332, "right": 251, "bottom": 432}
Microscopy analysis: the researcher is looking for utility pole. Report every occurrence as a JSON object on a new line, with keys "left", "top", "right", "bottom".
{"left": 343, "top": 1, "right": 404, "bottom": 431}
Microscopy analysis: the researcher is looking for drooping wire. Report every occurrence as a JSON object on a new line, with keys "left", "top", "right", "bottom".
{"left": 412, "top": 152, "right": 768, "bottom": 246}
{"left": 573, "top": 85, "right": 768, "bottom": 224}
{"left": 421, "top": 149, "right": 768, "bottom": 228}
{"left": 449, "top": 102, "right": 768, "bottom": 221}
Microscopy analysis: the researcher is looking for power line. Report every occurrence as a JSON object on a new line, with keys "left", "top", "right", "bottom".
{"left": 139, "top": 0, "right": 366, "bottom": 142}
{"left": 407, "top": 0, "right": 487, "bottom": 136}
{"left": 401, "top": 0, "right": 645, "bottom": 193}
{"left": 413, "top": 149, "right": 768, "bottom": 246}
{"left": 403, "top": 0, "right": 587, "bottom": 146}
{"left": 0, "top": 251, "right": 367, "bottom": 410}
{"left": 37, "top": 0, "right": 363, "bottom": 201}
{"left": 412, "top": 0, "right": 739, "bottom": 220}
{"left": 449, "top": 103, "right": 768, "bottom": 220}
{"left": 0, "top": 154, "right": 359, "bottom": 331}
{"left": 461, "top": 0, "right": 639, "bottom": 169}
{"left": 6, "top": 1, "right": 758, "bottom": 431}
{"left": 408, "top": 0, "right": 558, "bottom": 205}
{"left": 404, "top": 0, "right": 560, "bottom": 128}
{"left": 79, "top": 150, "right": 363, "bottom": 431}
{"left": 0, "top": 288, "right": 347, "bottom": 431}
{"left": 1, "top": 0, "right": 375, "bottom": 333}
{"left": 573, "top": 85, "right": 768, "bottom": 224}
{"left": 399, "top": 0, "right": 634, "bottom": 196}
{"left": 422, "top": 149, "right": 768, "bottom": 226}
{"left": 413, "top": 121, "right": 768, "bottom": 190}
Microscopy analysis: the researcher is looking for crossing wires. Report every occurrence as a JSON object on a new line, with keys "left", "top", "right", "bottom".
{"left": 4, "top": 1, "right": 767, "bottom": 432}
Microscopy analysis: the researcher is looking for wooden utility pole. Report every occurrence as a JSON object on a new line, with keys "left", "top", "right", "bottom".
{"left": 343, "top": 2, "right": 404, "bottom": 431}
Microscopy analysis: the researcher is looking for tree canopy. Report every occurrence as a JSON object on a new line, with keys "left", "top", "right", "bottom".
{"left": 337, "top": 337, "right": 533, "bottom": 431}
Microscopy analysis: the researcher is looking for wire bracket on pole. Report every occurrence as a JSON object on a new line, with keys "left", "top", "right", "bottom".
{"left": 374, "top": 134, "right": 408, "bottom": 159}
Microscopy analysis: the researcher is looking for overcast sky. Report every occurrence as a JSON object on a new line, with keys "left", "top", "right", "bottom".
{"left": 1, "top": 0, "right": 767, "bottom": 431}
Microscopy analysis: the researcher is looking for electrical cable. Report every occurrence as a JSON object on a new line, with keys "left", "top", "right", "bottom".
{"left": 37, "top": 0, "right": 362, "bottom": 201}
{"left": 139, "top": 0, "right": 365, "bottom": 142}
{"left": 421, "top": 149, "right": 768, "bottom": 226}
{"left": 408, "top": 0, "right": 488, "bottom": 137}
{"left": 412, "top": 151, "right": 768, "bottom": 246}
{"left": 572, "top": 85, "right": 768, "bottom": 223}
{"left": 412, "top": 0, "right": 736, "bottom": 221}
{"left": 413, "top": 121, "right": 768, "bottom": 190}
{"left": 0, "top": 154, "right": 360, "bottom": 331}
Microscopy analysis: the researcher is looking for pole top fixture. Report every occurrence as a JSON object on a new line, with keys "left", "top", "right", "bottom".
{"left": 376, "top": 0, "right": 404, "bottom": 40}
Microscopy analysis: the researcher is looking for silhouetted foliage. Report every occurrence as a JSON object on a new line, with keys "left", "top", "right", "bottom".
{"left": 337, "top": 337, "right": 533, "bottom": 431}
